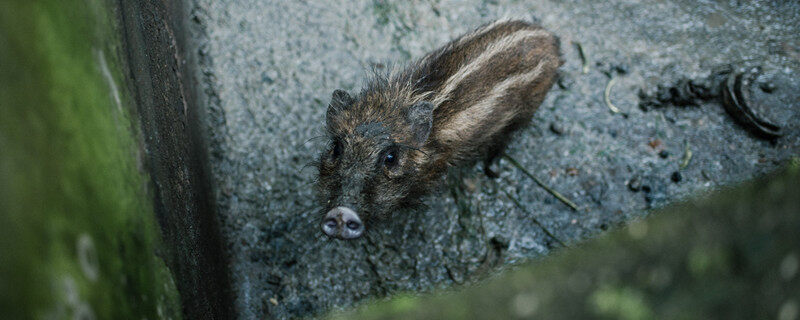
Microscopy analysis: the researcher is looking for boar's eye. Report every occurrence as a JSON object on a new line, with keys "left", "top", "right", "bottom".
{"left": 331, "top": 139, "right": 343, "bottom": 159}
{"left": 383, "top": 148, "right": 398, "bottom": 168}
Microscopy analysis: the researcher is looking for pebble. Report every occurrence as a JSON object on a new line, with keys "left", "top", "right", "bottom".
{"left": 641, "top": 175, "right": 668, "bottom": 208}
{"left": 550, "top": 121, "right": 565, "bottom": 135}
{"left": 628, "top": 175, "right": 642, "bottom": 192}
{"left": 612, "top": 63, "right": 629, "bottom": 75}
{"left": 671, "top": 171, "right": 683, "bottom": 183}
{"left": 557, "top": 76, "right": 574, "bottom": 90}
{"left": 759, "top": 81, "right": 776, "bottom": 93}
{"left": 261, "top": 72, "right": 274, "bottom": 84}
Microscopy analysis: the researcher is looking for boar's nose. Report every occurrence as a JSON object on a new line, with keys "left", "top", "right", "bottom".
{"left": 321, "top": 206, "right": 364, "bottom": 239}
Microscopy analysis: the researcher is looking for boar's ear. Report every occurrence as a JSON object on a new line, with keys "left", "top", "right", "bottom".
{"left": 326, "top": 89, "right": 354, "bottom": 128}
{"left": 406, "top": 101, "right": 434, "bottom": 147}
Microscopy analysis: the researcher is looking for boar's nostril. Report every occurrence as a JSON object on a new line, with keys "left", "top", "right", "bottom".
{"left": 321, "top": 217, "right": 338, "bottom": 237}
{"left": 336, "top": 207, "right": 364, "bottom": 239}
{"left": 345, "top": 220, "right": 360, "bottom": 231}
{"left": 324, "top": 218, "right": 337, "bottom": 229}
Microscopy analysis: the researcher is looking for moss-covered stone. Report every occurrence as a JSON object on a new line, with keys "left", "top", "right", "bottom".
{"left": 0, "top": 0, "right": 182, "bottom": 318}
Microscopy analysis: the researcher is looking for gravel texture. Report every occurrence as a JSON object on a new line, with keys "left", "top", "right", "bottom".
{"left": 186, "top": 0, "right": 800, "bottom": 318}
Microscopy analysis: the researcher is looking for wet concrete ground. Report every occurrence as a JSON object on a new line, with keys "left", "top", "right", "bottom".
{"left": 186, "top": 0, "right": 799, "bottom": 318}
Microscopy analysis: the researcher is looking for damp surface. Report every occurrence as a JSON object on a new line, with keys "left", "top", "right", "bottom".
{"left": 186, "top": 0, "right": 800, "bottom": 318}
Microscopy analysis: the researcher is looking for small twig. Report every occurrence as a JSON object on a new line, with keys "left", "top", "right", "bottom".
{"left": 503, "top": 154, "right": 579, "bottom": 211}
{"left": 604, "top": 76, "right": 623, "bottom": 114}
{"left": 573, "top": 41, "right": 590, "bottom": 74}
{"left": 680, "top": 140, "right": 693, "bottom": 169}
{"left": 502, "top": 189, "right": 568, "bottom": 248}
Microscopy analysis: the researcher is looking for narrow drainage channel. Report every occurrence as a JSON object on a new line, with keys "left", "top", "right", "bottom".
{"left": 117, "top": 0, "right": 235, "bottom": 318}
{"left": 2, "top": 0, "right": 798, "bottom": 319}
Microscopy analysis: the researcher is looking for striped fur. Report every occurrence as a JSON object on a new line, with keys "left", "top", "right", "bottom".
{"left": 415, "top": 19, "right": 562, "bottom": 172}
{"left": 431, "top": 29, "right": 551, "bottom": 107}
{"left": 317, "top": 19, "right": 562, "bottom": 227}
{"left": 436, "top": 58, "right": 548, "bottom": 145}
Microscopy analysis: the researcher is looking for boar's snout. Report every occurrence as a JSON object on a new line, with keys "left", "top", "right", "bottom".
{"left": 321, "top": 206, "right": 364, "bottom": 239}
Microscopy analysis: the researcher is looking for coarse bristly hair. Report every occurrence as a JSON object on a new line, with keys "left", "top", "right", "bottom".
{"left": 316, "top": 19, "right": 563, "bottom": 233}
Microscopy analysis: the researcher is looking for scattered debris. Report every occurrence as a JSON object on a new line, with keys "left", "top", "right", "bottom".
{"left": 627, "top": 175, "right": 642, "bottom": 192}
{"left": 638, "top": 68, "right": 722, "bottom": 109}
{"left": 759, "top": 80, "right": 776, "bottom": 93}
{"left": 557, "top": 73, "right": 574, "bottom": 90}
{"left": 648, "top": 139, "right": 663, "bottom": 150}
{"left": 639, "top": 65, "right": 784, "bottom": 140}
{"left": 573, "top": 41, "right": 590, "bottom": 74}
{"left": 502, "top": 189, "right": 568, "bottom": 248}
{"left": 612, "top": 63, "right": 628, "bottom": 75}
{"left": 639, "top": 175, "right": 668, "bottom": 208}
{"left": 680, "top": 141, "right": 693, "bottom": 169}
{"left": 596, "top": 61, "right": 629, "bottom": 77}
{"left": 503, "top": 154, "right": 580, "bottom": 211}
{"left": 720, "top": 68, "right": 784, "bottom": 139}
{"left": 549, "top": 121, "right": 566, "bottom": 135}
{"left": 604, "top": 76, "right": 623, "bottom": 114}
{"left": 462, "top": 176, "right": 478, "bottom": 193}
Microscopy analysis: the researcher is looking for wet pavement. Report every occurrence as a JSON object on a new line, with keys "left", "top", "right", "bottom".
{"left": 186, "top": 0, "right": 800, "bottom": 318}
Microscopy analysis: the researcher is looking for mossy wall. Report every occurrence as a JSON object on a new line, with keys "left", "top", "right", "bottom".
{"left": 0, "top": 0, "right": 182, "bottom": 318}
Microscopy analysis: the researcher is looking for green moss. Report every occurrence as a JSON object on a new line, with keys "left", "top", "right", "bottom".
{"left": 590, "top": 286, "right": 654, "bottom": 320}
{"left": 0, "top": 0, "right": 181, "bottom": 318}
{"left": 686, "top": 246, "right": 730, "bottom": 278}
